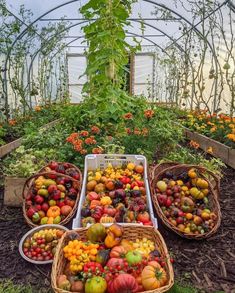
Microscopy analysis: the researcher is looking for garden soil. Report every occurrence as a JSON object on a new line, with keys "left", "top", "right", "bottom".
{"left": 0, "top": 167, "right": 234, "bottom": 293}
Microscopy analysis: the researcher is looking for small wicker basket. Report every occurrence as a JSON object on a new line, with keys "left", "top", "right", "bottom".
{"left": 150, "top": 162, "right": 221, "bottom": 240}
{"left": 51, "top": 225, "right": 174, "bottom": 293}
{"left": 23, "top": 170, "right": 82, "bottom": 228}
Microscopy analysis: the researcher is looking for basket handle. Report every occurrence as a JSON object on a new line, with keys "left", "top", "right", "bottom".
{"left": 22, "top": 171, "right": 80, "bottom": 200}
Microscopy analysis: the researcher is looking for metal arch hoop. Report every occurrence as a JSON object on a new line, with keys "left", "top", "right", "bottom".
{"left": 3, "top": 0, "right": 227, "bottom": 114}
{"left": 25, "top": 17, "right": 190, "bottom": 102}
{"left": 26, "top": 29, "right": 172, "bottom": 98}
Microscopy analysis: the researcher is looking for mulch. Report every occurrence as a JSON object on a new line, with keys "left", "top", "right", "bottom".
{"left": 0, "top": 167, "right": 235, "bottom": 293}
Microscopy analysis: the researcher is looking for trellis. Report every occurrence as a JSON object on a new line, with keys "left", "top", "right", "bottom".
{"left": 1, "top": 0, "right": 235, "bottom": 119}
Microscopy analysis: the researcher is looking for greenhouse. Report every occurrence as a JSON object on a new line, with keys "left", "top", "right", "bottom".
{"left": 0, "top": 0, "right": 234, "bottom": 292}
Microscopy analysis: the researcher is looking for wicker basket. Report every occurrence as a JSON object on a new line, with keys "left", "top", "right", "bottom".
{"left": 51, "top": 225, "right": 174, "bottom": 293}
{"left": 23, "top": 170, "right": 82, "bottom": 228}
{"left": 150, "top": 162, "right": 221, "bottom": 240}
{"left": 39, "top": 162, "right": 81, "bottom": 176}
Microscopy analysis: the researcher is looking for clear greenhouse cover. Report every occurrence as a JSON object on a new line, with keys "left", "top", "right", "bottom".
{"left": 1, "top": 0, "right": 235, "bottom": 114}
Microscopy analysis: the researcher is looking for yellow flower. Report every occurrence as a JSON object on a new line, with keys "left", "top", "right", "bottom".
{"left": 207, "top": 147, "right": 213, "bottom": 154}
{"left": 210, "top": 127, "right": 217, "bottom": 133}
{"left": 227, "top": 134, "right": 235, "bottom": 142}
{"left": 228, "top": 124, "right": 235, "bottom": 129}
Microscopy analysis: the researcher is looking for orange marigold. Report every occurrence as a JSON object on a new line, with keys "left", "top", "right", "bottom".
{"left": 80, "top": 130, "right": 89, "bottom": 137}
{"left": 207, "top": 147, "right": 213, "bottom": 154}
{"left": 35, "top": 106, "right": 41, "bottom": 112}
{"left": 91, "top": 126, "right": 100, "bottom": 134}
{"left": 123, "top": 113, "right": 133, "bottom": 120}
{"left": 144, "top": 109, "right": 154, "bottom": 118}
{"left": 92, "top": 147, "right": 103, "bottom": 154}
{"left": 142, "top": 127, "right": 149, "bottom": 136}
{"left": 227, "top": 134, "right": 235, "bottom": 142}
{"left": 134, "top": 128, "right": 141, "bottom": 135}
{"left": 85, "top": 137, "right": 97, "bottom": 145}
{"left": 126, "top": 128, "right": 132, "bottom": 135}
{"left": 8, "top": 119, "right": 16, "bottom": 126}
{"left": 80, "top": 149, "right": 87, "bottom": 155}
{"left": 189, "top": 140, "right": 200, "bottom": 149}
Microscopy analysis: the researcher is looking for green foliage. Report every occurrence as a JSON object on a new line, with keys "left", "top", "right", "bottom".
{"left": 161, "top": 145, "right": 225, "bottom": 176}
{"left": 79, "top": 0, "right": 141, "bottom": 124}
{"left": 0, "top": 279, "right": 52, "bottom": 293}
{"left": 3, "top": 146, "right": 57, "bottom": 177}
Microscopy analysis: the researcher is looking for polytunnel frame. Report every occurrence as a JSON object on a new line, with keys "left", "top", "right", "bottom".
{"left": 2, "top": 0, "right": 231, "bottom": 116}
{"left": 25, "top": 17, "right": 193, "bottom": 104}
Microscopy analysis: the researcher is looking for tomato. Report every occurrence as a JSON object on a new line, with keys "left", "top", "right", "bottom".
{"left": 136, "top": 211, "right": 150, "bottom": 223}
{"left": 103, "top": 205, "right": 116, "bottom": 217}
{"left": 85, "top": 276, "right": 107, "bottom": 293}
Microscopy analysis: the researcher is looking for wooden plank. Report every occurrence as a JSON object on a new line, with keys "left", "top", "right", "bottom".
{"left": 184, "top": 128, "right": 230, "bottom": 165}
{"left": 228, "top": 149, "right": 235, "bottom": 169}
{"left": 4, "top": 177, "right": 27, "bottom": 207}
{"left": 0, "top": 119, "right": 61, "bottom": 158}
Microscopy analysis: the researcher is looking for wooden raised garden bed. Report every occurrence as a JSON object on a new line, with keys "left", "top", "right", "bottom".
{"left": 0, "top": 119, "right": 61, "bottom": 158}
{"left": 184, "top": 127, "right": 235, "bottom": 169}
{"left": 4, "top": 176, "right": 27, "bottom": 207}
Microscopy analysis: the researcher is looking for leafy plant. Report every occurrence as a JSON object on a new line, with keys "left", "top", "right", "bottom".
{"left": 3, "top": 146, "right": 57, "bottom": 177}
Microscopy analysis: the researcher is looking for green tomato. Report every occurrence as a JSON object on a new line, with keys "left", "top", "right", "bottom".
{"left": 85, "top": 277, "right": 107, "bottom": 293}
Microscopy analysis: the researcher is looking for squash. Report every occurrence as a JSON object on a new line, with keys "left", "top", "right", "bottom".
{"left": 47, "top": 206, "right": 60, "bottom": 218}
{"left": 87, "top": 223, "right": 107, "bottom": 243}
{"left": 100, "top": 215, "right": 115, "bottom": 223}
{"left": 141, "top": 261, "right": 167, "bottom": 290}
{"left": 110, "top": 246, "right": 126, "bottom": 258}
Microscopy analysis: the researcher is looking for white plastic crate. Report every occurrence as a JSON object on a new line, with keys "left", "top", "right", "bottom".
{"left": 72, "top": 154, "right": 158, "bottom": 229}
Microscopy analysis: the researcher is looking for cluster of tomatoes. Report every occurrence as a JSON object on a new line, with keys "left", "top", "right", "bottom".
{"left": 81, "top": 162, "right": 153, "bottom": 227}
{"left": 57, "top": 223, "right": 168, "bottom": 293}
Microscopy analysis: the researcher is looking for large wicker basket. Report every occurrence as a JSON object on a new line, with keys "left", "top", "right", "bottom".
{"left": 23, "top": 170, "right": 82, "bottom": 228}
{"left": 39, "top": 162, "right": 81, "bottom": 177}
{"left": 51, "top": 225, "right": 174, "bottom": 293}
{"left": 150, "top": 162, "right": 221, "bottom": 240}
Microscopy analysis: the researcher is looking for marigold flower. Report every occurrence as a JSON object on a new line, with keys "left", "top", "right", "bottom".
{"left": 189, "top": 140, "right": 200, "bottom": 149}
{"left": 74, "top": 144, "right": 83, "bottom": 152}
{"left": 8, "top": 119, "right": 16, "bottom": 126}
{"left": 142, "top": 127, "right": 149, "bottom": 136}
{"left": 92, "top": 147, "right": 103, "bottom": 154}
{"left": 85, "top": 137, "right": 97, "bottom": 145}
{"left": 210, "top": 127, "right": 217, "bottom": 133}
{"left": 134, "top": 128, "right": 141, "bottom": 135}
{"left": 35, "top": 106, "right": 41, "bottom": 112}
{"left": 80, "top": 130, "right": 89, "bottom": 137}
{"left": 228, "top": 124, "right": 235, "bottom": 129}
{"left": 207, "top": 147, "right": 213, "bottom": 154}
{"left": 126, "top": 128, "right": 132, "bottom": 135}
{"left": 91, "top": 126, "right": 100, "bottom": 134}
{"left": 123, "top": 113, "right": 133, "bottom": 120}
{"left": 144, "top": 109, "right": 154, "bottom": 119}
{"left": 66, "top": 133, "right": 79, "bottom": 142}
{"left": 227, "top": 133, "right": 235, "bottom": 142}
{"left": 80, "top": 149, "right": 87, "bottom": 155}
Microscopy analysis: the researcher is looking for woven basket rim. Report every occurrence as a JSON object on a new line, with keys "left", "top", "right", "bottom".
{"left": 51, "top": 225, "right": 174, "bottom": 293}
{"left": 22, "top": 168, "right": 82, "bottom": 228}
{"left": 150, "top": 163, "right": 221, "bottom": 240}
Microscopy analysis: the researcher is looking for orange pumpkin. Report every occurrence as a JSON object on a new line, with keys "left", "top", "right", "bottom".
{"left": 47, "top": 206, "right": 60, "bottom": 218}
{"left": 141, "top": 261, "right": 167, "bottom": 290}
